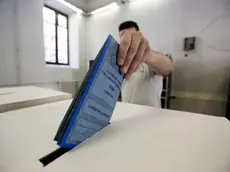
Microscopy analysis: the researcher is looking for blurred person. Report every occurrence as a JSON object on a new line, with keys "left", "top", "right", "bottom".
{"left": 118, "top": 21, "right": 173, "bottom": 107}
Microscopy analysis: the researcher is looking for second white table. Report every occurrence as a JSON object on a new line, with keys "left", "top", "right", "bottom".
{"left": 0, "top": 86, "right": 72, "bottom": 113}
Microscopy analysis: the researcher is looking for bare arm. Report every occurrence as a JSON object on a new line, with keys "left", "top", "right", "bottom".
{"left": 118, "top": 30, "right": 173, "bottom": 79}
{"left": 145, "top": 50, "right": 173, "bottom": 76}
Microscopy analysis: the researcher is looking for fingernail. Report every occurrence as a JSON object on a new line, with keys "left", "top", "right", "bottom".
{"left": 121, "top": 67, "right": 127, "bottom": 74}
{"left": 126, "top": 74, "right": 130, "bottom": 80}
{"left": 118, "top": 58, "right": 124, "bottom": 65}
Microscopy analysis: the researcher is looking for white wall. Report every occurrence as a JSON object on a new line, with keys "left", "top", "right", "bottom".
{"left": 86, "top": 0, "right": 230, "bottom": 61}
{"left": 0, "top": 0, "right": 18, "bottom": 85}
{"left": 86, "top": 0, "right": 230, "bottom": 116}
{"left": 0, "top": 0, "right": 87, "bottom": 86}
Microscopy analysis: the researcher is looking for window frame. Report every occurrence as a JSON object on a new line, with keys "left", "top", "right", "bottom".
{"left": 44, "top": 5, "right": 70, "bottom": 66}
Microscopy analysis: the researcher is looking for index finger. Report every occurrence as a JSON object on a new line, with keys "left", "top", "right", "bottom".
{"left": 118, "top": 32, "right": 132, "bottom": 66}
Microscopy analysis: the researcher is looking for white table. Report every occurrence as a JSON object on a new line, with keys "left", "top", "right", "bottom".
{"left": 0, "top": 86, "right": 72, "bottom": 113}
{"left": 0, "top": 100, "right": 230, "bottom": 172}
{"left": 0, "top": 100, "right": 71, "bottom": 172}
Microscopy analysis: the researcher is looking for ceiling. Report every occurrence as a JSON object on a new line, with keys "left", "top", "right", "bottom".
{"left": 66, "top": 0, "right": 118, "bottom": 12}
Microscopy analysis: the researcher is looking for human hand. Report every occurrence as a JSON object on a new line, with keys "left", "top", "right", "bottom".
{"left": 118, "top": 30, "right": 151, "bottom": 79}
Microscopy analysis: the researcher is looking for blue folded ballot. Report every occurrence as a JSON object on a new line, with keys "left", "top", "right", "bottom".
{"left": 54, "top": 35, "right": 124, "bottom": 149}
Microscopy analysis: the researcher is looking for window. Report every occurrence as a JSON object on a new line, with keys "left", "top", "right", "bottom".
{"left": 43, "top": 6, "right": 69, "bottom": 65}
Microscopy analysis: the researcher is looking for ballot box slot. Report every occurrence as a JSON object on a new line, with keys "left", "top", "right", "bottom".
{"left": 40, "top": 122, "right": 111, "bottom": 167}
{"left": 39, "top": 147, "right": 72, "bottom": 166}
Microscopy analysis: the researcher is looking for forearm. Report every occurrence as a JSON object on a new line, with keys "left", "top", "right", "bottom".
{"left": 145, "top": 50, "right": 173, "bottom": 76}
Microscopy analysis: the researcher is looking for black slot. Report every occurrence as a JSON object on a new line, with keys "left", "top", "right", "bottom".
{"left": 39, "top": 147, "right": 71, "bottom": 167}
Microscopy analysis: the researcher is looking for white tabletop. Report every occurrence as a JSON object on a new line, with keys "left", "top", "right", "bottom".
{"left": 0, "top": 86, "right": 72, "bottom": 113}
{"left": 0, "top": 100, "right": 71, "bottom": 172}
{"left": 0, "top": 100, "right": 230, "bottom": 172}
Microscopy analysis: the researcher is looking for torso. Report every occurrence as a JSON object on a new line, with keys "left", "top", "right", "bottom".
{"left": 121, "top": 64, "right": 163, "bottom": 108}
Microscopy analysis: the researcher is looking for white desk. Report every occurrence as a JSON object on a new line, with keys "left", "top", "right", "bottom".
{"left": 0, "top": 100, "right": 71, "bottom": 172}
{"left": 0, "top": 100, "right": 230, "bottom": 172}
{"left": 0, "top": 86, "right": 72, "bottom": 113}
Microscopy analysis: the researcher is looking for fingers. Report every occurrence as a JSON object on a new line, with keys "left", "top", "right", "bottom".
{"left": 118, "top": 30, "right": 150, "bottom": 79}
{"left": 120, "top": 32, "right": 142, "bottom": 74}
{"left": 118, "top": 31, "right": 132, "bottom": 66}
{"left": 133, "top": 42, "right": 150, "bottom": 74}
{"left": 125, "top": 39, "right": 147, "bottom": 79}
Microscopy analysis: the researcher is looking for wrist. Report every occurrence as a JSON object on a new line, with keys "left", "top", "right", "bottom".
{"left": 144, "top": 50, "right": 154, "bottom": 65}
